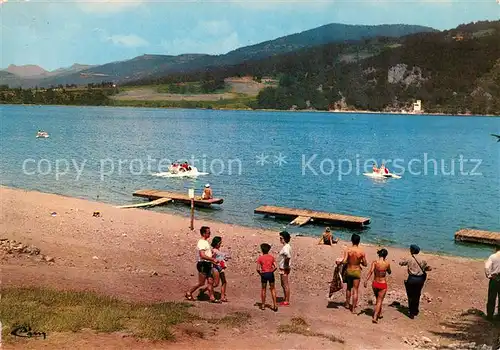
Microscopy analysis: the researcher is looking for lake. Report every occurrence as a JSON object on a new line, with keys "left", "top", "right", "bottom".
{"left": 1, "top": 104, "right": 498, "bottom": 258}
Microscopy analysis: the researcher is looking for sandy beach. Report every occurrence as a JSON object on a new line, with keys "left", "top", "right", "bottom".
{"left": 0, "top": 186, "right": 498, "bottom": 349}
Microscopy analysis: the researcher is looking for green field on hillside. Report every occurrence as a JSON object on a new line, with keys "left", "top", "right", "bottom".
{"left": 111, "top": 95, "right": 256, "bottom": 109}
{"left": 155, "top": 82, "right": 229, "bottom": 95}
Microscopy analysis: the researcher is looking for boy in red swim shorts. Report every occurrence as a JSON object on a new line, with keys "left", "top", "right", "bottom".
{"left": 257, "top": 243, "right": 278, "bottom": 312}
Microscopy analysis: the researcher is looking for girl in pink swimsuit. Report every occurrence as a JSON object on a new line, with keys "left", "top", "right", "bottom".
{"left": 364, "top": 248, "right": 391, "bottom": 323}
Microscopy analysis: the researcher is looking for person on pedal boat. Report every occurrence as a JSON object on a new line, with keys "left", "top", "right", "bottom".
{"left": 380, "top": 163, "right": 389, "bottom": 174}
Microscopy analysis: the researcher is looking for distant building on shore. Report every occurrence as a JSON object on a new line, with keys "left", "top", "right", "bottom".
{"left": 413, "top": 100, "right": 422, "bottom": 113}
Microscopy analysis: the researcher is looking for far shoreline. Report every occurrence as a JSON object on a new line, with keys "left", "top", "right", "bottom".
{"left": 1, "top": 102, "right": 499, "bottom": 118}
{"left": 0, "top": 184, "right": 493, "bottom": 261}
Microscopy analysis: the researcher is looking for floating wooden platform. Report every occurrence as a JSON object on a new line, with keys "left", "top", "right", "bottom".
{"left": 133, "top": 189, "right": 223, "bottom": 208}
{"left": 455, "top": 229, "right": 500, "bottom": 246}
{"left": 254, "top": 205, "right": 370, "bottom": 228}
{"left": 115, "top": 197, "right": 172, "bottom": 209}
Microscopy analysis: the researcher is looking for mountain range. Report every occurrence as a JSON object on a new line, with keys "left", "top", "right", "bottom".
{"left": 0, "top": 23, "right": 436, "bottom": 88}
{"left": 2, "top": 20, "right": 499, "bottom": 114}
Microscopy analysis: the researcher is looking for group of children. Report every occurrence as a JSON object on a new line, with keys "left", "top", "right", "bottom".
{"left": 185, "top": 227, "right": 292, "bottom": 310}
{"left": 256, "top": 231, "right": 292, "bottom": 312}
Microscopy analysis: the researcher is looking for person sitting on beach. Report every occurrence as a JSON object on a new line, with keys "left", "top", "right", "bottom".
{"left": 257, "top": 243, "right": 278, "bottom": 311}
{"left": 185, "top": 226, "right": 221, "bottom": 303}
{"left": 201, "top": 184, "right": 213, "bottom": 200}
{"left": 342, "top": 233, "right": 367, "bottom": 313}
{"left": 318, "top": 227, "right": 339, "bottom": 246}
{"left": 364, "top": 248, "right": 391, "bottom": 323}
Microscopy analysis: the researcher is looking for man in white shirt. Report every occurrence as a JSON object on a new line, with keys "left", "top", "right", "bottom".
{"left": 185, "top": 226, "right": 221, "bottom": 303}
{"left": 278, "top": 231, "right": 292, "bottom": 306}
{"left": 485, "top": 245, "right": 500, "bottom": 320}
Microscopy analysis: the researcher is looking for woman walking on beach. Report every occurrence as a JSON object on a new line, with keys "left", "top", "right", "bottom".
{"left": 364, "top": 248, "right": 391, "bottom": 323}
{"left": 399, "top": 244, "right": 431, "bottom": 318}
{"left": 185, "top": 226, "right": 221, "bottom": 303}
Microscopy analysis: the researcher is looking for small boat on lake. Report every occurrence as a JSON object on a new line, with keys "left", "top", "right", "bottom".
{"left": 151, "top": 162, "right": 208, "bottom": 178}
{"left": 363, "top": 172, "right": 401, "bottom": 179}
{"left": 36, "top": 130, "right": 49, "bottom": 138}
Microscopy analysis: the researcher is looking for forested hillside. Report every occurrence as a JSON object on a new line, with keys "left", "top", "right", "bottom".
{"left": 130, "top": 20, "right": 500, "bottom": 114}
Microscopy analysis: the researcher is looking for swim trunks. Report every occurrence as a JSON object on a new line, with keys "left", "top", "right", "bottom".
{"left": 261, "top": 272, "right": 275, "bottom": 284}
{"left": 197, "top": 261, "right": 213, "bottom": 278}
{"left": 345, "top": 269, "right": 361, "bottom": 289}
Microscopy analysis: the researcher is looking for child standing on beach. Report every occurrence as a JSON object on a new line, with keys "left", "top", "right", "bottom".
{"left": 256, "top": 243, "right": 278, "bottom": 311}
{"left": 278, "top": 231, "right": 292, "bottom": 306}
{"left": 211, "top": 236, "right": 228, "bottom": 302}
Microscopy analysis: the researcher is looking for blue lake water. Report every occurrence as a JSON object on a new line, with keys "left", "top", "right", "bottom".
{"left": 1, "top": 104, "right": 499, "bottom": 258}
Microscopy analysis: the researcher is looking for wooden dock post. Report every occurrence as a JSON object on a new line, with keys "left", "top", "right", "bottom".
{"left": 189, "top": 189, "right": 195, "bottom": 230}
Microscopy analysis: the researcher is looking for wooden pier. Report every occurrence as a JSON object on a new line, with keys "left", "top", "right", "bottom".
{"left": 254, "top": 205, "right": 370, "bottom": 228}
{"left": 132, "top": 189, "right": 223, "bottom": 208}
{"left": 455, "top": 229, "right": 500, "bottom": 246}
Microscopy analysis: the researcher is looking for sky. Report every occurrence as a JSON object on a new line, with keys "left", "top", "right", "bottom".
{"left": 1, "top": 0, "right": 499, "bottom": 71}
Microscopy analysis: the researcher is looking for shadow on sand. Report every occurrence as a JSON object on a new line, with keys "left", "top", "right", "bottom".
{"left": 253, "top": 301, "right": 279, "bottom": 312}
{"left": 388, "top": 301, "right": 412, "bottom": 318}
{"left": 358, "top": 307, "right": 375, "bottom": 317}
{"left": 326, "top": 301, "right": 346, "bottom": 309}
{"left": 428, "top": 308, "right": 499, "bottom": 348}
{"left": 197, "top": 291, "right": 224, "bottom": 301}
